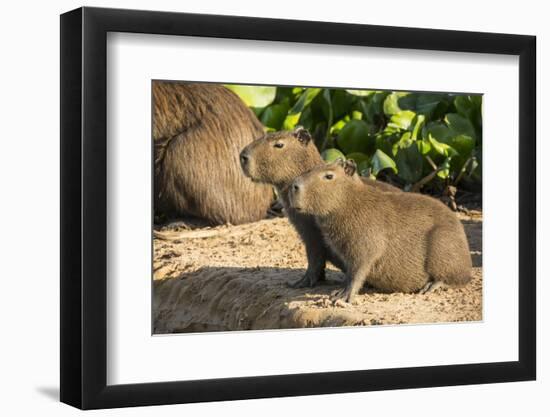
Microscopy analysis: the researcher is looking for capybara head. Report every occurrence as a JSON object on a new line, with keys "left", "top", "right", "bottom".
{"left": 289, "top": 158, "right": 360, "bottom": 216}
{"left": 239, "top": 126, "right": 323, "bottom": 187}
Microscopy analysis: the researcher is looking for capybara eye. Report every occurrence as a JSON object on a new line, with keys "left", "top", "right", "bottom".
{"left": 324, "top": 174, "right": 334, "bottom": 180}
{"left": 274, "top": 142, "right": 285, "bottom": 149}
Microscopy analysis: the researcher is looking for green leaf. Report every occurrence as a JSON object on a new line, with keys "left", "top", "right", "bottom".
{"left": 297, "top": 106, "right": 314, "bottom": 131}
{"left": 470, "top": 95, "right": 482, "bottom": 108}
{"left": 417, "top": 138, "right": 431, "bottom": 155}
{"left": 392, "top": 131, "right": 414, "bottom": 155}
{"left": 260, "top": 103, "right": 290, "bottom": 130}
{"left": 346, "top": 89, "right": 376, "bottom": 97}
{"left": 411, "top": 114, "right": 425, "bottom": 141}
{"left": 274, "top": 87, "right": 295, "bottom": 104}
{"left": 330, "top": 118, "right": 348, "bottom": 134}
{"left": 317, "top": 89, "right": 334, "bottom": 147}
{"left": 423, "top": 122, "right": 453, "bottom": 142}
{"left": 388, "top": 110, "right": 416, "bottom": 130}
{"left": 449, "top": 134, "right": 475, "bottom": 157}
{"left": 289, "top": 88, "right": 322, "bottom": 114}
{"left": 445, "top": 113, "right": 477, "bottom": 141}
{"left": 374, "top": 131, "right": 400, "bottom": 157}
{"left": 424, "top": 121, "right": 475, "bottom": 159}
{"left": 415, "top": 94, "right": 449, "bottom": 118}
{"left": 428, "top": 134, "right": 458, "bottom": 158}
{"left": 358, "top": 161, "right": 373, "bottom": 177}
{"left": 454, "top": 95, "right": 481, "bottom": 119}
{"left": 383, "top": 125, "right": 402, "bottom": 135}
{"left": 437, "top": 157, "right": 452, "bottom": 179}
{"left": 371, "top": 149, "right": 397, "bottom": 175}
{"left": 345, "top": 152, "right": 369, "bottom": 166}
{"left": 321, "top": 89, "right": 334, "bottom": 123}
{"left": 414, "top": 118, "right": 430, "bottom": 155}
{"left": 454, "top": 95, "right": 483, "bottom": 132}
{"left": 383, "top": 92, "right": 410, "bottom": 115}
{"left": 321, "top": 148, "right": 346, "bottom": 163}
{"left": 331, "top": 89, "right": 355, "bottom": 119}
{"left": 283, "top": 88, "right": 322, "bottom": 130}
{"left": 337, "top": 119, "right": 374, "bottom": 154}
{"left": 360, "top": 91, "right": 389, "bottom": 124}
{"left": 225, "top": 85, "right": 276, "bottom": 108}
{"left": 394, "top": 142, "right": 424, "bottom": 184}
{"left": 454, "top": 95, "right": 474, "bottom": 118}
{"left": 283, "top": 113, "right": 301, "bottom": 130}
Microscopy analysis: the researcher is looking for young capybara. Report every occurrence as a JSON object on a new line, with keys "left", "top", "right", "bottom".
{"left": 153, "top": 81, "right": 273, "bottom": 225}
{"left": 239, "top": 127, "right": 399, "bottom": 288}
{"left": 288, "top": 159, "right": 472, "bottom": 303}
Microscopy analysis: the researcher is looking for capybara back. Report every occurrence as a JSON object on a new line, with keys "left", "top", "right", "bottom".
{"left": 153, "top": 82, "right": 273, "bottom": 225}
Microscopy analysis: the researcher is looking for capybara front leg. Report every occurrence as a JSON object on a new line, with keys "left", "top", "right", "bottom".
{"left": 335, "top": 262, "right": 373, "bottom": 304}
{"left": 287, "top": 228, "right": 328, "bottom": 288}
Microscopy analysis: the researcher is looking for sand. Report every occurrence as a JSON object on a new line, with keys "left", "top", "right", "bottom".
{"left": 153, "top": 211, "right": 482, "bottom": 333}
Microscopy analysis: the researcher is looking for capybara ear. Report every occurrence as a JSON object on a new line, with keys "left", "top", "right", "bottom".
{"left": 344, "top": 159, "right": 357, "bottom": 176}
{"left": 334, "top": 157, "right": 346, "bottom": 167}
{"left": 293, "top": 126, "right": 312, "bottom": 145}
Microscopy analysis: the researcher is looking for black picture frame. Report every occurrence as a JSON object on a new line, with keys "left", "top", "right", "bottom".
{"left": 60, "top": 6, "right": 536, "bottom": 410}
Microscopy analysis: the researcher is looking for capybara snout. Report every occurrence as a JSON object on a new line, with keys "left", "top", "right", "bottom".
{"left": 239, "top": 150, "right": 250, "bottom": 167}
{"left": 288, "top": 180, "right": 303, "bottom": 211}
{"left": 239, "top": 145, "right": 254, "bottom": 178}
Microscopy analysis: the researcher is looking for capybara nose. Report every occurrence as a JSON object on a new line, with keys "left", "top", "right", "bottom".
{"left": 292, "top": 183, "right": 300, "bottom": 192}
{"left": 240, "top": 152, "right": 249, "bottom": 166}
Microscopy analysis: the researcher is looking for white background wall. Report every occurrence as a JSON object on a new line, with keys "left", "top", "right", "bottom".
{"left": 0, "top": 0, "right": 546, "bottom": 415}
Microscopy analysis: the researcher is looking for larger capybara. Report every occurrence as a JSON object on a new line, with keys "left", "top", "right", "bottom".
{"left": 153, "top": 81, "right": 273, "bottom": 225}
{"left": 289, "top": 159, "right": 472, "bottom": 303}
{"left": 239, "top": 126, "right": 400, "bottom": 288}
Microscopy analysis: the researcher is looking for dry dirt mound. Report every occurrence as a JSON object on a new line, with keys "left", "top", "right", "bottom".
{"left": 153, "top": 212, "right": 482, "bottom": 333}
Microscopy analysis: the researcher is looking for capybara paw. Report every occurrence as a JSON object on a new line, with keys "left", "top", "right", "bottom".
{"left": 330, "top": 288, "right": 356, "bottom": 306}
{"left": 333, "top": 298, "right": 350, "bottom": 308}
{"left": 287, "top": 274, "right": 315, "bottom": 288}
{"left": 419, "top": 280, "right": 447, "bottom": 294}
{"left": 330, "top": 288, "right": 346, "bottom": 299}
{"left": 345, "top": 293, "right": 359, "bottom": 305}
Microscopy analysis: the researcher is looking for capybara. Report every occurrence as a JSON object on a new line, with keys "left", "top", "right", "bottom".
{"left": 288, "top": 159, "right": 472, "bottom": 303}
{"left": 239, "top": 127, "right": 399, "bottom": 288}
{"left": 153, "top": 81, "right": 273, "bottom": 225}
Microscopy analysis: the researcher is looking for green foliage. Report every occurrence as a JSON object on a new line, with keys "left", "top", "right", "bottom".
{"left": 226, "top": 84, "right": 482, "bottom": 189}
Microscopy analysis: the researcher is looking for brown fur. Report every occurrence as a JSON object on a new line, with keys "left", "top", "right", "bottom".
{"left": 153, "top": 81, "right": 273, "bottom": 225}
{"left": 239, "top": 127, "right": 400, "bottom": 288}
{"left": 289, "top": 159, "right": 472, "bottom": 302}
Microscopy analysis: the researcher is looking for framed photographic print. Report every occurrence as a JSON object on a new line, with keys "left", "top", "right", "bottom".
{"left": 60, "top": 6, "right": 536, "bottom": 410}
